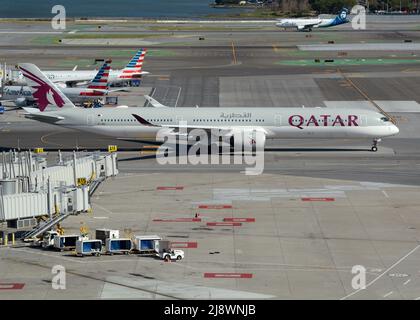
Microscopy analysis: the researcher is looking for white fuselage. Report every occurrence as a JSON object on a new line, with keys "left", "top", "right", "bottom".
{"left": 276, "top": 17, "right": 342, "bottom": 30}
{"left": 2, "top": 86, "right": 106, "bottom": 105}
{"left": 277, "top": 18, "right": 322, "bottom": 28}
{"left": 14, "top": 69, "right": 147, "bottom": 86}
{"left": 34, "top": 107, "right": 399, "bottom": 141}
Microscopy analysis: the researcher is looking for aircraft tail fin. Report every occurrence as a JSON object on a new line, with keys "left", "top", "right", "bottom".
{"left": 337, "top": 8, "right": 349, "bottom": 23}
{"left": 119, "top": 48, "right": 147, "bottom": 79}
{"left": 88, "top": 59, "right": 112, "bottom": 89}
{"left": 327, "top": 7, "right": 349, "bottom": 27}
{"left": 18, "top": 63, "right": 76, "bottom": 112}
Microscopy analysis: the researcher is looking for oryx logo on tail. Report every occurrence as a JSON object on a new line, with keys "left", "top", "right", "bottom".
{"left": 19, "top": 66, "right": 65, "bottom": 111}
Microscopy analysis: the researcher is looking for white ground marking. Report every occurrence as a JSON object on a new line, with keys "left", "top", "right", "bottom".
{"left": 174, "top": 87, "right": 182, "bottom": 108}
{"left": 382, "top": 190, "right": 390, "bottom": 198}
{"left": 383, "top": 291, "right": 393, "bottom": 298}
{"left": 8, "top": 248, "right": 87, "bottom": 264}
{"left": 213, "top": 188, "right": 345, "bottom": 201}
{"left": 113, "top": 173, "right": 160, "bottom": 180}
{"left": 403, "top": 279, "right": 411, "bottom": 286}
{"left": 92, "top": 203, "right": 114, "bottom": 215}
{"left": 0, "top": 31, "right": 63, "bottom": 34}
{"left": 93, "top": 216, "right": 109, "bottom": 219}
{"left": 340, "top": 244, "right": 420, "bottom": 300}
{"left": 415, "top": 297, "right": 420, "bottom": 300}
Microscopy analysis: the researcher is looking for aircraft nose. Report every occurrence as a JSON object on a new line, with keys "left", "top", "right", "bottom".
{"left": 390, "top": 124, "right": 399, "bottom": 136}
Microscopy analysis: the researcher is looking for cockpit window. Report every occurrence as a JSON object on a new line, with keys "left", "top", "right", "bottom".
{"left": 381, "top": 117, "right": 390, "bottom": 122}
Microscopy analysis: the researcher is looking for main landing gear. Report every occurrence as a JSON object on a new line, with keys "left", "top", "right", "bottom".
{"left": 371, "top": 138, "right": 381, "bottom": 152}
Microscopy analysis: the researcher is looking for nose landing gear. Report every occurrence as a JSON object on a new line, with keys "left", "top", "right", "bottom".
{"left": 371, "top": 138, "right": 381, "bottom": 152}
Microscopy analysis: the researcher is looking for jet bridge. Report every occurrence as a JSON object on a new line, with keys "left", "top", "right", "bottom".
{"left": 0, "top": 150, "right": 119, "bottom": 245}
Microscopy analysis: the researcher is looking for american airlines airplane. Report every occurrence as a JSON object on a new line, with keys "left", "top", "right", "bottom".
{"left": 276, "top": 8, "right": 349, "bottom": 32}
{"left": 2, "top": 59, "right": 124, "bottom": 107}
{"left": 19, "top": 63, "right": 399, "bottom": 152}
{"left": 13, "top": 49, "right": 148, "bottom": 87}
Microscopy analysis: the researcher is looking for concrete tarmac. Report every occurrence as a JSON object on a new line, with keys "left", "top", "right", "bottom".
{"left": 1, "top": 18, "right": 420, "bottom": 300}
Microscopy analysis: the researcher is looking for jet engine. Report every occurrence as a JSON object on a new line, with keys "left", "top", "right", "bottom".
{"left": 14, "top": 97, "right": 27, "bottom": 107}
{"left": 229, "top": 129, "right": 266, "bottom": 153}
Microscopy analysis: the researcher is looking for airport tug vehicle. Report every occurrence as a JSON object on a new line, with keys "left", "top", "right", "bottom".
{"left": 158, "top": 249, "right": 185, "bottom": 262}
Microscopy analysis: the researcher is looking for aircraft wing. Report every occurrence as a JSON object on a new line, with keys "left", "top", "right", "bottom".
{"left": 131, "top": 113, "right": 265, "bottom": 137}
{"left": 107, "top": 88, "right": 130, "bottom": 93}
{"left": 89, "top": 88, "right": 130, "bottom": 94}
{"left": 144, "top": 95, "right": 169, "bottom": 108}
{"left": 133, "top": 96, "right": 267, "bottom": 136}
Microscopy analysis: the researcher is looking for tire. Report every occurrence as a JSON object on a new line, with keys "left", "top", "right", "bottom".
{"left": 177, "top": 255, "right": 182, "bottom": 260}
{"left": 371, "top": 146, "right": 378, "bottom": 152}
{"left": 164, "top": 255, "right": 170, "bottom": 262}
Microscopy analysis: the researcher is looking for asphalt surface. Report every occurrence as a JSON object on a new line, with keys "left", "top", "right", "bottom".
{"left": 2, "top": 17, "right": 420, "bottom": 300}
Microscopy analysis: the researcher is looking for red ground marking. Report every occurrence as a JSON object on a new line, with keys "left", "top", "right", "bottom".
{"left": 156, "top": 186, "right": 184, "bottom": 191}
{"left": 153, "top": 218, "right": 201, "bottom": 222}
{"left": 301, "top": 197, "right": 335, "bottom": 202}
{"left": 223, "top": 218, "right": 255, "bottom": 222}
{"left": 0, "top": 283, "right": 25, "bottom": 290}
{"left": 204, "top": 273, "right": 252, "bottom": 279}
{"left": 198, "top": 205, "right": 232, "bottom": 209}
{"left": 206, "top": 222, "right": 242, "bottom": 227}
{"left": 171, "top": 242, "right": 198, "bottom": 249}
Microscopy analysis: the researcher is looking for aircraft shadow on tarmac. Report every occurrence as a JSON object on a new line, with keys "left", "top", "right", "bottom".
{"left": 119, "top": 146, "right": 372, "bottom": 162}
{"left": 264, "top": 147, "right": 370, "bottom": 152}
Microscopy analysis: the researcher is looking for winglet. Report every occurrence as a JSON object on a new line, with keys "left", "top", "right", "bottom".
{"left": 144, "top": 95, "right": 168, "bottom": 108}
{"left": 132, "top": 113, "right": 160, "bottom": 127}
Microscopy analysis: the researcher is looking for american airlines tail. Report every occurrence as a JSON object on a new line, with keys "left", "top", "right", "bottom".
{"left": 119, "top": 48, "right": 147, "bottom": 79}
{"left": 18, "top": 63, "right": 76, "bottom": 112}
{"left": 87, "top": 59, "right": 112, "bottom": 90}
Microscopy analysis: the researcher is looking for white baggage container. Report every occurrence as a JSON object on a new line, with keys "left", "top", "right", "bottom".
{"left": 53, "top": 235, "right": 81, "bottom": 251}
{"left": 105, "top": 238, "right": 132, "bottom": 255}
{"left": 133, "top": 235, "right": 161, "bottom": 253}
{"left": 76, "top": 239, "right": 102, "bottom": 256}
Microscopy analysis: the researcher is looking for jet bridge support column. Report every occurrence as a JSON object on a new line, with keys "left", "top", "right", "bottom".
{"left": 73, "top": 151, "right": 77, "bottom": 187}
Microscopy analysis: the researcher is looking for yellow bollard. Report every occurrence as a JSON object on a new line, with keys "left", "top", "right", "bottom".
{"left": 4, "top": 234, "right": 7, "bottom": 246}
{"left": 11, "top": 233, "right": 15, "bottom": 245}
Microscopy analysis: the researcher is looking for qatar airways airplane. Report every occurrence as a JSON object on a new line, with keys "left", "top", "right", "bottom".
{"left": 19, "top": 63, "right": 399, "bottom": 152}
